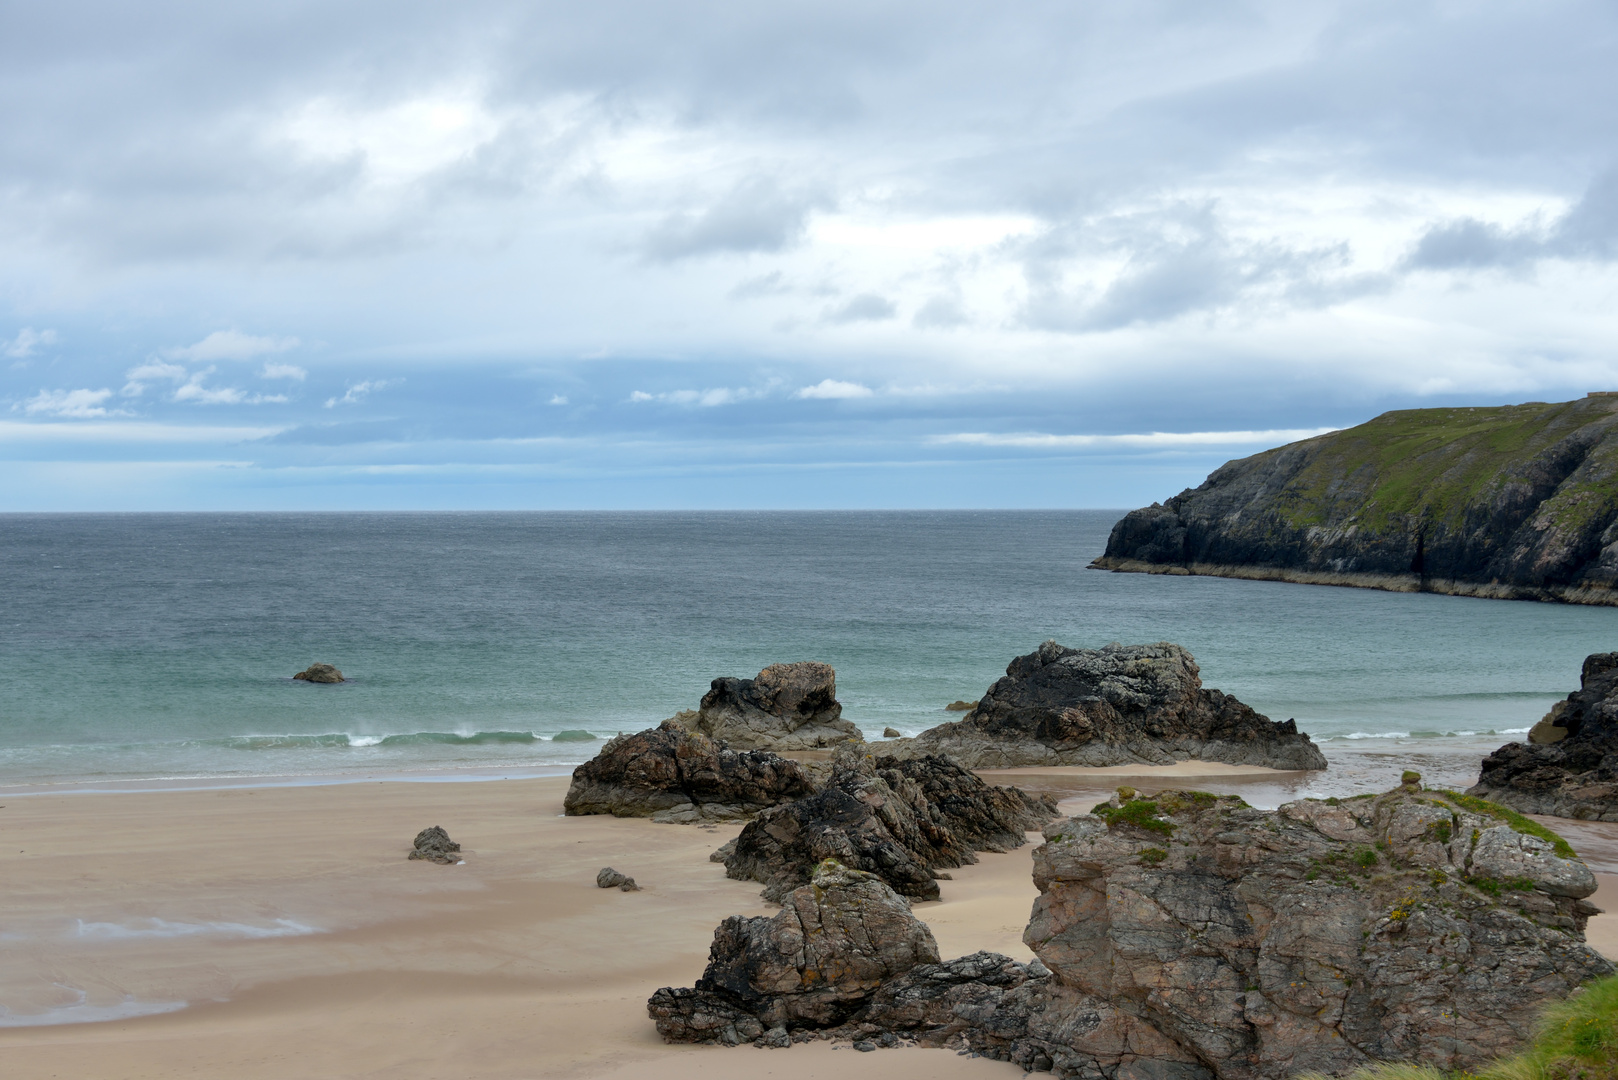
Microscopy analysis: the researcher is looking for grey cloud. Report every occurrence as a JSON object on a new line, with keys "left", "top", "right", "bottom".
{"left": 825, "top": 294, "right": 897, "bottom": 324}
{"left": 912, "top": 296, "right": 968, "bottom": 329}
{"left": 1407, "top": 169, "right": 1618, "bottom": 271}
{"left": 643, "top": 178, "right": 825, "bottom": 261}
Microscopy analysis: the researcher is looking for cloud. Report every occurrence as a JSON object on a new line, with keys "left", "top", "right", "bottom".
{"left": 627, "top": 386, "right": 759, "bottom": 406}
{"left": 165, "top": 331, "right": 299, "bottom": 362}
{"left": 912, "top": 297, "right": 968, "bottom": 329}
{"left": 933, "top": 428, "right": 1340, "bottom": 450}
{"left": 549, "top": 394, "right": 568, "bottom": 405}
{"left": 824, "top": 294, "right": 897, "bottom": 324}
{"left": 4, "top": 328, "right": 57, "bottom": 358}
{"left": 22, "top": 388, "right": 120, "bottom": 418}
{"left": 796, "top": 379, "right": 873, "bottom": 400}
{"left": 1406, "top": 170, "right": 1618, "bottom": 272}
{"left": 324, "top": 379, "right": 393, "bottom": 408}
{"left": 260, "top": 362, "right": 307, "bottom": 380}
{"left": 172, "top": 368, "right": 288, "bottom": 405}
{"left": 643, "top": 178, "right": 825, "bottom": 262}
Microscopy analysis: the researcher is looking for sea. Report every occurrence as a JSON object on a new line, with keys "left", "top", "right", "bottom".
{"left": 3, "top": 510, "right": 1615, "bottom": 797}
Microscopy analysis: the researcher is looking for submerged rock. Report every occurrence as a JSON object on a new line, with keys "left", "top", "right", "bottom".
{"left": 671, "top": 662, "right": 863, "bottom": 751}
{"left": 1472, "top": 652, "right": 1618, "bottom": 820}
{"left": 552, "top": 729, "right": 597, "bottom": 742}
{"left": 407, "top": 825, "right": 461, "bottom": 864}
{"left": 889, "top": 640, "right": 1326, "bottom": 770}
{"left": 563, "top": 719, "right": 817, "bottom": 823}
{"left": 596, "top": 866, "right": 640, "bottom": 891}
{"left": 720, "top": 748, "right": 1058, "bottom": 901}
{"left": 292, "top": 662, "right": 343, "bottom": 683}
{"left": 655, "top": 783, "right": 1611, "bottom": 1078}
{"left": 944, "top": 700, "right": 978, "bottom": 711}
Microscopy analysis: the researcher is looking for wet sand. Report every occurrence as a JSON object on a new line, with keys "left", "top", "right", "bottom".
{"left": 4, "top": 759, "right": 1617, "bottom": 1079}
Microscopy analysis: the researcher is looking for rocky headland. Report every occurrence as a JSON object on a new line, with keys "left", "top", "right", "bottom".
{"left": 889, "top": 640, "right": 1326, "bottom": 770}
{"left": 563, "top": 719, "right": 817, "bottom": 823}
{"left": 1471, "top": 652, "right": 1618, "bottom": 820}
{"left": 653, "top": 781, "right": 1612, "bottom": 1078}
{"left": 716, "top": 748, "right": 1058, "bottom": 901}
{"left": 1093, "top": 396, "right": 1618, "bottom": 605}
{"left": 670, "top": 661, "right": 863, "bottom": 751}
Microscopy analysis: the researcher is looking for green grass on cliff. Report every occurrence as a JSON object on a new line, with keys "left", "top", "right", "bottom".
{"left": 1261, "top": 399, "right": 1618, "bottom": 535}
{"left": 1307, "top": 974, "right": 1618, "bottom": 1080}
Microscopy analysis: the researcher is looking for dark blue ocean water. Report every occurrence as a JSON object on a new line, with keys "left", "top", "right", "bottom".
{"left": 2, "top": 511, "right": 1615, "bottom": 787}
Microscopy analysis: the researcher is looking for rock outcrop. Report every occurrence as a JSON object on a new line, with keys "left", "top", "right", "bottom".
{"left": 408, "top": 825, "right": 460, "bottom": 863}
{"left": 564, "top": 719, "right": 817, "bottom": 823}
{"left": 596, "top": 866, "right": 640, "bottom": 891}
{"left": 720, "top": 749, "right": 1058, "bottom": 902}
{"left": 1093, "top": 396, "right": 1618, "bottom": 606}
{"left": 672, "top": 662, "right": 863, "bottom": 751}
{"left": 1471, "top": 652, "right": 1618, "bottom": 820}
{"left": 656, "top": 783, "right": 1612, "bottom": 1079}
{"left": 891, "top": 640, "right": 1325, "bottom": 770}
{"left": 293, "top": 662, "right": 343, "bottom": 683}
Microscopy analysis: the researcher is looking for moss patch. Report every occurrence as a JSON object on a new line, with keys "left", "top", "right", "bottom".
{"left": 1433, "top": 789, "right": 1577, "bottom": 858}
{"left": 1093, "top": 799, "right": 1176, "bottom": 837}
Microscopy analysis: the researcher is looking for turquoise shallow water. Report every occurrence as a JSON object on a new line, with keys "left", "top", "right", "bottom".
{"left": 2, "top": 511, "right": 1614, "bottom": 788}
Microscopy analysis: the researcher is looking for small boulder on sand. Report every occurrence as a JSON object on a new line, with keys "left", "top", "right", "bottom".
{"left": 597, "top": 867, "right": 640, "bottom": 891}
{"left": 293, "top": 662, "right": 344, "bottom": 683}
{"left": 408, "top": 825, "right": 461, "bottom": 864}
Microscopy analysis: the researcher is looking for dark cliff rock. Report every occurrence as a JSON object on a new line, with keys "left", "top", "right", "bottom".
{"left": 563, "top": 719, "right": 817, "bottom": 823}
{"left": 1471, "top": 652, "right": 1618, "bottom": 820}
{"left": 720, "top": 749, "right": 1058, "bottom": 902}
{"left": 889, "top": 640, "right": 1325, "bottom": 770}
{"left": 670, "top": 661, "right": 864, "bottom": 751}
{"left": 654, "top": 784, "right": 1611, "bottom": 1079}
{"left": 1093, "top": 396, "right": 1618, "bottom": 605}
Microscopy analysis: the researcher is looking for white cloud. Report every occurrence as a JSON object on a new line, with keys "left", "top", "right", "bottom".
{"left": 122, "top": 361, "right": 190, "bottom": 396}
{"left": 22, "top": 388, "right": 120, "bottom": 418}
{"left": 4, "top": 328, "right": 57, "bottom": 358}
{"left": 933, "top": 428, "right": 1340, "bottom": 450}
{"left": 260, "top": 362, "right": 307, "bottom": 381}
{"left": 549, "top": 394, "right": 568, "bottom": 405}
{"left": 627, "top": 386, "right": 759, "bottom": 407}
{"left": 0, "top": 420, "right": 283, "bottom": 443}
{"left": 165, "top": 331, "right": 299, "bottom": 362}
{"left": 324, "top": 379, "right": 393, "bottom": 408}
{"left": 171, "top": 368, "right": 288, "bottom": 405}
{"left": 796, "top": 379, "right": 874, "bottom": 400}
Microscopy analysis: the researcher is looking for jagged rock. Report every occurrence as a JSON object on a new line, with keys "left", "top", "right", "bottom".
{"left": 721, "top": 748, "right": 1058, "bottom": 902}
{"left": 1472, "top": 653, "right": 1618, "bottom": 820}
{"left": 657, "top": 784, "right": 1611, "bottom": 1079}
{"left": 648, "top": 859, "right": 941, "bottom": 1043}
{"left": 292, "top": 662, "right": 343, "bottom": 683}
{"left": 888, "top": 640, "right": 1326, "bottom": 770}
{"left": 564, "top": 719, "right": 816, "bottom": 823}
{"left": 407, "top": 825, "right": 460, "bottom": 864}
{"left": 670, "top": 662, "right": 863, "bottom": 751}
{"left": 1091, "top": 396, "right": 1618, "bottom": 606}
{"left": 883, "top": 727, "right": 902, "bottom": 738}
{"left": 944, "top": 700, "right": 978, "bottom": 711}
{"left": 596, "top": 866, "right": 640, "bottom": 891}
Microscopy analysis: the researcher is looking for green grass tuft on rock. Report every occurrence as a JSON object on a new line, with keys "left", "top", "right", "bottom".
{"left": 1432, "top": 789, "right": 1577, "bottom": 858}
{"left": 1092, "top": 799, "right": 1176, "bottom": 836}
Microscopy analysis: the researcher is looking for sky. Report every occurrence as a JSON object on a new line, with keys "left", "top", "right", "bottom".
{"left": 3, "top": 0, "right": 1617, "bottom": 510}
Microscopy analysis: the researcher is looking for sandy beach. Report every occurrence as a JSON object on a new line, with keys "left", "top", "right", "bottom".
{"left": 5, "top": 764, "right": 1617, "bottom": 1079}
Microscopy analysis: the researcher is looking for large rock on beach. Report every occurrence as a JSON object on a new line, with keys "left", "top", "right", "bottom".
{"left": 655, "top": 782, "right": 1611, "bottom": 1079}
{"left": 889, "top": 640, "right": 1326, "bottom": 770}
{"left": 719, "top": 748, "right": 1057, "bottom": 902}
{"left": 1471, "top": 652, "right": 1618, "bottom": 820}
{"left": 672, "top": 662, "right": 863, "bottom": 751}
{"left": 563, "top": 719, "right": 817, "bottom": 823}
{"left": 293, "top": 662, "right": 343, "bottom": 683}
{"left": 407, "top": 825, "right": 461, "bottom": 863}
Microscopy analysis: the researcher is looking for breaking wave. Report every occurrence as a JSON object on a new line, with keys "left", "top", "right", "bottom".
{"left": 218, "top": 730, "right": 558, "bottom": 750}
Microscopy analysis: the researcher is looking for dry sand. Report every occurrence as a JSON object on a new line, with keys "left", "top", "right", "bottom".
{"left": 5, "top": 764, "right": 1618, "bottom": 1080}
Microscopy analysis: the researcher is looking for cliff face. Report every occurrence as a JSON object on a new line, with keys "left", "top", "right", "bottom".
{"left": 1093, "top": 396, "right": 1618, "bottom": 604}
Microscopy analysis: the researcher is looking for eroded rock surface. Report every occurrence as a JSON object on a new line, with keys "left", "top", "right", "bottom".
{"left": 407, "top": 825, "right": 460, "bottom": 863}
{"left": 564, "top": 719, "right": 816, "bottom": 823}
{"left": 293, "top": 662, "right": 343, "bottom": 683}
{"left": 1472, "top": 652, "right": 1618, "bottom": 820}
{"left": 720, "top": 749, "right": 1058, "bottom": 901}
{"left": 891, "top": 640, "right": 1326, "bottom": 770}
{"left": 673, "top": 662, "right": 863, "bottom": 751}
{"left": 596, "top": 866, "right": 640, "bottom": 891}
{"left": 657, "top": 783, "right": 1611, "bottom": 1079}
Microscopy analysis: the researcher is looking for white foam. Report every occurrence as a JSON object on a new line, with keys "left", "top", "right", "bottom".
{"left": 346, "top": 735, "right": 385, "bottom": 747}
{"left": 74, "top": 917, "right": 319, "bottom": 941}
{"left": 0, "top": 987, "right": 187, "bottom": 1027}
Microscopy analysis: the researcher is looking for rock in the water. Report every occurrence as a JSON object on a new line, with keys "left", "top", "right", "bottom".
{"left": 596, "top": 866, "right": 640, "bottom": 891}
{"left": 720, "top": 748, "right": 1058, "bottom": 901}
{"left": 552, "top": 729, "right": 597, "bottom": 742}
{"left": 1091, "top": 396, "right": 1618, "bottom": 606}
{"left": 648, "top": 859, "right": 941, "bottom": 1043}
{"left": 671, "top": 662, "right": 863, "bottom": 751}
{"left": 292, "top": 662, "right": 343, "bottom": 683}
{"left": 1471, "top": 652, "right": 1618, "bottom": 819}
{"left": 944, "top": 700, "right": 978, "bottom": 711}
{"left": 656, "top": 783, "right": 1612, "bottom": 1079}
{"left": 889, "top": 640, "right": 1326, "bottom": 770}
{"left": 407, "top": 825, "right": 461, "bottom": 863}
{"left": 883, "top": 727, "right": 902, "bottom": 738}
{"left": 563, "top": 719, "right": 817, "bottom": 823}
